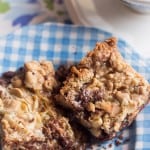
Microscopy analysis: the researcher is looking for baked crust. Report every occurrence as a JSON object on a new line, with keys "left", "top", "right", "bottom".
{"left": 56, "top": 38, "right": 150, "bottom": 139}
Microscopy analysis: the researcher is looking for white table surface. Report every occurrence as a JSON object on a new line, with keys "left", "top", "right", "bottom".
{"left": 65, "top": 0, "right": 150, "bottom": 58}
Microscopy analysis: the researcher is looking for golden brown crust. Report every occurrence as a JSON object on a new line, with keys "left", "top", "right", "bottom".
{"left": 57, "top": 38, "right": 150, "bottom": 139}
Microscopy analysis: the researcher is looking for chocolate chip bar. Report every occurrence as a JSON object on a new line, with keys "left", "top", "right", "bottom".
{"left": 56, "top": 38, "right": 150, "bottom": 139}
{"left": 0, "top": 61, "right": 85, "bottom": 150}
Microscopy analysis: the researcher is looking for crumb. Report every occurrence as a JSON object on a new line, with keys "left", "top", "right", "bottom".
{"left": 108, "top": 143, "right": 112, "bottom": 148}
{"left": 118, "top": 133, "right": 123, "bottom": 140}
{"left": 115, "top": 140, "right": 122, "bottom": 146}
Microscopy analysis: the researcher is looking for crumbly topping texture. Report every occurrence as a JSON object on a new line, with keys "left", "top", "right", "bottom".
{"left": 57, "top": 38, "right": 150, "bottom": 139}
{"left": 0, "top": 61, "right": 83, "bottom": 150}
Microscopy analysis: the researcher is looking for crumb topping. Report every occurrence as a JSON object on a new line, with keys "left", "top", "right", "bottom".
{"left": 58, "top": 38, "right": 150, "bottom": 138}
{"left": 0, "top": 61, "right": 78, "bottom": 150}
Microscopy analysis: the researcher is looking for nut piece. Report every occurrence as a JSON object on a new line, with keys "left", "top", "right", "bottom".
{"left": 9, "top": 88, "right": 23, "bottom": 98}
{"left": 96, "top": 100, "right": 121, "bottom": 118}
{"left": 0, "top": 98, "right": 4, "bottom": 113}
{"left": 86, "top": 102, "right": 95, "bottom": 112}
{"left": 44, "top": 77, "right": 57, "bottom": 91}
{"left": 114, "top": 122, "right": 120, "bottom": 132}
{"left": 115, "top": 91, "right": 130, "bottom": 105}
{"left": 11, "top": 76, "right": 22, "bottom": 88}
{"left": 25, "top": 71, "right": 44, "bottom": 90}
{"left": 89, "top": 114, "right": 102, "bottom": 128}
{"left": 40, "top": 61, "right": 55, "bottom": 75}
{"left": 24, "top": 61, "right": 57, "bottom": 91}
{"left": 71, "top": 66, "right": 94, "bottom": 82}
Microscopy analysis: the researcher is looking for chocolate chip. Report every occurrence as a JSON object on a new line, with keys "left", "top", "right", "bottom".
{"left": 93, "top": 89, "right": 104, "bottom": 101}
{"left": 0, "top": 78, "right": 7, "bottom": 86}
{"left": 79, "top": 89, "right": 91, "bottom": 103}
{"left": 79, "top": 88, "right": 104, "bottom": 107}
{"left": 0, "top": 71, "right": 16, "bottom": 87}
{"left": 55, "top": 65, "right": 70, "bottom": 82}
{"left": 2, "top": 71, "right": 15, "bottom": 78}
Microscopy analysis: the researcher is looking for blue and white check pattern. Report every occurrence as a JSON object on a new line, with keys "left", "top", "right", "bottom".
{"left": 0, "top": 23, "right": 150, "bottom": 150}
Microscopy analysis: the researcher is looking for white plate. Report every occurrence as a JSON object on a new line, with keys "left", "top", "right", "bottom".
{"left": 65, "top": 0, "right": 150, "bottom": 58}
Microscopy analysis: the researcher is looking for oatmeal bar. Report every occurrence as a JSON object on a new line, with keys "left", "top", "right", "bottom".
{"left": 56, "top": 38, "right": 150, "bottom": 139}
{"left": 0, "top": 61, "right": 85, "bottom": 150}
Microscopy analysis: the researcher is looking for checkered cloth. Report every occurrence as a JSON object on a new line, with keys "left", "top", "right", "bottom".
{"left": 0, "top": 23, "right": 150, "bottom": 150}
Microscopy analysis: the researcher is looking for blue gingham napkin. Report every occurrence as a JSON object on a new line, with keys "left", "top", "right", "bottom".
{"left": 0, "top": 23, "right": 150, "bottom": 150}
